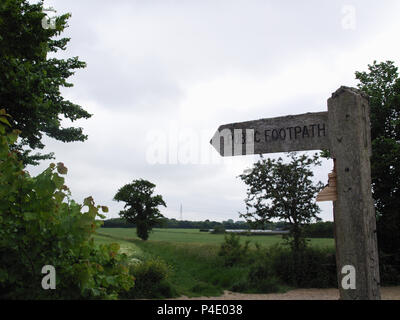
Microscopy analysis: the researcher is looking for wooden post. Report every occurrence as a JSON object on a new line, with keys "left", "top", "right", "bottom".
{"left": 327, "top": 86, "right": 381, "bottom": 300}
{"left": 210, "top": 85, "right": 381, "bottom": 300}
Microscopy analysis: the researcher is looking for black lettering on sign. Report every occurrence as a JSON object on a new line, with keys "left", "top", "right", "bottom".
{"left": 211, "top": 111, "right": 329, "bottom": 156}
{"left": 253, "top": 123, "right": 326, "bottom": 145}
{"left": 287, "top": 127, "right": 294, "bottom": 140}
{"left": 302, "top": 126, "right": 309, "bottom": 138}
{"left": 294, "top": 126, "right": 302, "bottom": 139}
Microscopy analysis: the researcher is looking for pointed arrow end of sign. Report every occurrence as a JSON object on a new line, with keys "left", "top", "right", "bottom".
{"left": 210, "top": 129, "right": 223, "bottom": 156}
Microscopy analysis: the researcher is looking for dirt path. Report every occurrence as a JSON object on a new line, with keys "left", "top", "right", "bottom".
{"left": 171, "top": 286, "right": 400, "bottom": 300}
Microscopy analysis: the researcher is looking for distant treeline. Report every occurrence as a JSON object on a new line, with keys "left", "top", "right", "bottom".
{"left": 100, "top": 218, "right": 334, "bottom": 238}
{"left": 302, "top": 222, "right": 334, "bottom": 238}
{"left": 101, "top": 218, "right": 254, "bottom": 230}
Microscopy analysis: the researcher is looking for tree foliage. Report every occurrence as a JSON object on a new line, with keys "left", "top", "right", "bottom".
{"left": 0, "top": 111, "right": 134, "bottom": 299}
{"left": 238, "top": 152, "right": 324, "bottom": 251}
{"left": 355, "top": 60, "right": 400, "bottom": 254}
{"left": 218, "top": 233, "right": 251, "bottom": 267}
{"left": 113, "top": 179, "right": 167, "bottom": 241}
{"left": 0, "top": 0, "right": 91, "bottom": 165}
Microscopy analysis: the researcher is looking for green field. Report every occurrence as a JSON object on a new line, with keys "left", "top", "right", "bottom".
{"left": 93, "top": 228, "right": 335, "bottom": 298}
{"left": 93, "top": 232, "right": 143, "bottom": 258}
{"left": 96, "top": 227, "right": 334, "bottom": 248}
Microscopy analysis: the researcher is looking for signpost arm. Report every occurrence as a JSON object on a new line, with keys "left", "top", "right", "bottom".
{"left": 327, "top": 86, "right": 381, "bottom": 300}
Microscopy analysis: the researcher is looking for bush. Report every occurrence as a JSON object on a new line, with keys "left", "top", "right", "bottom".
{"left": 269, "top": 245, "right": 337, "bottom": 288}
{"left": 0, "top": 111, "right": 134, "bottom": 299}
{"left": 231, "top": 253, "right": 282, "bottom": 293}
{"left": 232, "top": 244, "right": 337, "bottom": 293}
{"left": 218, "top": 233, "right": 251, "bottom": 267}
{"left": 123, "top": 257, "right": 175, "bottom": 299}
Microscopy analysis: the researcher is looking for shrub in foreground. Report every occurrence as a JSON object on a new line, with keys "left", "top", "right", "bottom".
{"left": 231, "top": 255, "right": 282, "bottom": 293}
{"left": 122, "top": 257, "right": 175, "bottom": 299}
{"left": 0, "top": 111, "right": 134, "bottom": 299}
{"left": 268, "top": 244, "right": 337, "bottom": 288}
{"left": 219, "top": 233, "right": 337, "bottom": 293}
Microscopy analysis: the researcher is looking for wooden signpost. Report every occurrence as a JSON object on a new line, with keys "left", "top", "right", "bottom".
{"left": 210, "top": 111, "right": 330, "bottom": 156}
{"left": 210, "top": 86, "right": 381, "bottom": 300}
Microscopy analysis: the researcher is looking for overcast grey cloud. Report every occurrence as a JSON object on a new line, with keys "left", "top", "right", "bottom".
{"left": 27, "top": 0, "right": 400, "bottom": 222}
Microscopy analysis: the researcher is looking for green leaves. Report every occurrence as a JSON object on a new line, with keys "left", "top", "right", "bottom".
{"left": 23, "top": 212, "right": 36, "bottom": 221}
{"left": 355, "top": 60, "right": 400, "bottom": 255}
{"left": 239, "top": 152, "right": 324, "bottom": 251}
{"left": 0, "top": 0, "right": 91, "bottom": 165}
{"left": 0, "top": 115, "right": 10, "bottom": 127}
{"left": 52, "top": 172, "right": 65, "bottom": 189}
{"left": 114, "top": 179, "right": 167, "bottom": 240}
{"left": 0, "top": 118, "right": 134, "bottom": 299}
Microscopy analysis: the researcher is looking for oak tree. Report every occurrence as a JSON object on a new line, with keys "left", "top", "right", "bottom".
{"left": 113, "top": 179, "right": 166, "bottom": 241}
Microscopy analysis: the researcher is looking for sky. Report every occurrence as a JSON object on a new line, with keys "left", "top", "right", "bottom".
{"left": 27, "top": 0, "right": 400, "bottom": 222}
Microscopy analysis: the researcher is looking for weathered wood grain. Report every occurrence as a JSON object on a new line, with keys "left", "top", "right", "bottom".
{"left": 328, "top": 86, "right": 380, "bottom": 300}
{"left": 210, "top": 112, "right": 329, "bottom": 156}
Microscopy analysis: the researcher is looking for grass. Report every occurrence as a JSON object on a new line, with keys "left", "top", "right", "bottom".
{"left": 93, "top": 228, "right": 335, "bottom": 298}
{"left": 97, "top": 227, "right": 334, "bottom": 248}
{"left": 92, "top": 232, "right": 144, "bottom": 259}
{"left": 132, "top": 241, "right": 245, "bottom": 297}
